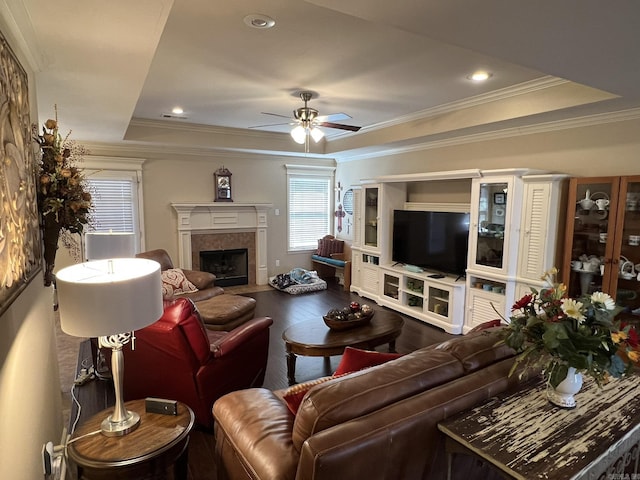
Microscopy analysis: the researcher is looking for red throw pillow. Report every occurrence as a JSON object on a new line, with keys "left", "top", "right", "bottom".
{"left": 468, "top": 319, "right": 502, "bottom": 334}
{"left": 282, "top": 376, "right": 337, "bottom": 415}
{"left": 333, "top": 346, "right": 403, "bottom": 376}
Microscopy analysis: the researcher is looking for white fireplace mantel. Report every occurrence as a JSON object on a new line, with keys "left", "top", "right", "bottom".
{"left": 171, "top": 202, "right": 273, "bottom": 285}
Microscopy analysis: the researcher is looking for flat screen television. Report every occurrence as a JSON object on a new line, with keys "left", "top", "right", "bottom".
{"left": 392, "top": 210, "right": 470, "bottom": 277}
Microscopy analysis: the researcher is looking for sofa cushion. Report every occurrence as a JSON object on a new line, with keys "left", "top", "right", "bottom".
{"left": 291, "top": 348, "right": 464, "bottom": 452}
{"left": 282, "top": 376, "right": 337, "bottom": 415}
{"left": 161, "top": 268, "right": 198, "bottom": 298}
{"left": 334, "top": 347, "right": 403, "bottom": 376}
{"left": 434, "top": 327, "right": 513, "bottom": 374}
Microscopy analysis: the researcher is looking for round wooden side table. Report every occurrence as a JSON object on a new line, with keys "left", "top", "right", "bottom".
{"left": 67, "top": 399, "right": 194, "bottom": 480}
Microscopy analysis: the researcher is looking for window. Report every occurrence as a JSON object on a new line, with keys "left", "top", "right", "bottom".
{"left": 286, "top": 165, "right": 335, "bottom": 251}
{"left": 86, "top": 177, "right": 136, "bottom": 233}
{"left": 83, "top": 157, "right": 145, "bottom": 254}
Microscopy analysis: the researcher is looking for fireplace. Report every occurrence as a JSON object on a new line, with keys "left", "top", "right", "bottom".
{"left": 200, "top": 249, "right": 248, "bottom": 287}
{"left": 171, "top": 203, "right": 272, "bottom": 285}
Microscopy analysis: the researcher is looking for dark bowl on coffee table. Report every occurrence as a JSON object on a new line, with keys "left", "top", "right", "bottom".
{"left": 323, "top": 311, "right": 374, "bottom": 331}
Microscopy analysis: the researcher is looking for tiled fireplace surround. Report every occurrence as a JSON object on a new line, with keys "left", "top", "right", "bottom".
{"left": 171, "top": 203, "right": 272, "bottom": 285}
{"left": 192, "top": 233, "right": 254, "bottom": 285}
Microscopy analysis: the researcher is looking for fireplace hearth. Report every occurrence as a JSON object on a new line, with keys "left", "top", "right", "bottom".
{"left": 200, "top": 249, "right": 248, "bottom": 287}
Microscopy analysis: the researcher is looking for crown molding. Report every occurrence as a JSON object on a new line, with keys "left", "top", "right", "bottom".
{"left": 128, "top": 117, "right": 284, "bottom": 141}
{"left": 83, "top": 140, "right": 334, "bottom": 162}
{"left": 335, "top": 107, "right": 640, "bottom": 163}
{"left": 0, "top": 0, "right": 46, "bottom": 71}
{"left": 352, "top": 76, "right": 568, "bottom": 135}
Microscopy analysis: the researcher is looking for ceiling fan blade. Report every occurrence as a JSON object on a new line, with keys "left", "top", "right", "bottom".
{"left": 315, "top": 112, "right": 351, "bottom": 122}
{"left": 260, "top": 112, "right": 292, "bottom": 119}
{"left": 318, "top": 121, "right": 361, "bottom": 132}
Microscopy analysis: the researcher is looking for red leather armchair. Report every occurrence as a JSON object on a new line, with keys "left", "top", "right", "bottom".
{"left": 122, "top": 297, "right": 272, "bottom": 427}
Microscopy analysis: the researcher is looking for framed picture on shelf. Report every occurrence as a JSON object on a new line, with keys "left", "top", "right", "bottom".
{"left": 493, "top": 192, "right": 506, "bottom": 205}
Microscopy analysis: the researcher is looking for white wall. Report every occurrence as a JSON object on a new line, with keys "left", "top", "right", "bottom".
{"left": 0, "top": 16, "right": 65, "bottom": 478}
{"left": 98, "top": 148, "right": 338, "bottom": 275}
{"left": 0, "top": 276, "right": 62, "bottom": 480}
{"left": 335, "top": 117, "right": 640, "bottom": 190}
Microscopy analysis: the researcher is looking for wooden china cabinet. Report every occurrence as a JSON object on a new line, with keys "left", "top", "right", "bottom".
{"left": 562, "top": 176, "right": 640, "bottom": 323}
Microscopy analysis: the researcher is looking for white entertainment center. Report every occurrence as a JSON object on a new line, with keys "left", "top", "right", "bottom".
{"left": 348, "top": 169, "right": 566, "bottom": 334}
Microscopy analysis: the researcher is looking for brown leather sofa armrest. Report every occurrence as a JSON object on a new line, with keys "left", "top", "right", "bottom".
{"left": 183, "top": 269, "right": 217, "bottom": 290}
{"left": 213, "top": 389, "right": 299, "bottom": 480}
{"left": 210, "top": 317, "right": 273, "bottom": 357}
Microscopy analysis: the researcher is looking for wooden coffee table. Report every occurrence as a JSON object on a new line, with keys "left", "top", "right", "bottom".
{"left": 282, "top": 310, "right": 404, "bottom": 385}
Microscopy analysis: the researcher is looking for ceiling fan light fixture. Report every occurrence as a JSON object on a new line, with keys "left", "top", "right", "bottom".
{"left": 243, "top": 14, "right": 276, "bottom": 29}
{"left": 291, "top": 125, "right": 306, "bottom": 144}
{"left": 310, "top": 127, "right": 324, "bottom": 143}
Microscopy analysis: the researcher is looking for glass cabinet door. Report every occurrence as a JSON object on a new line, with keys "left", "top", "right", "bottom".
{"left": 364, "top": 186, "right": 379, "bottom": 248}
{"left": 474, "top": 181, "right": 509, "bottom": 270}
{"left": 612, "top": 176, "right": 640, "bottom": 321}
{"left": 562, "top": 177, "right": 619, "bottom": 299}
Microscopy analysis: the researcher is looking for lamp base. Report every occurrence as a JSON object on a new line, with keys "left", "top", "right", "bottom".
{"left": 101, "top": 410, "right": 140, "bottom": 437}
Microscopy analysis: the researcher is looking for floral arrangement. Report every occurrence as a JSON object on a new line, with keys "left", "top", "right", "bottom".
{"left": 33, "top": 108, "right": 92, "bottom": 285}
{"left": 500, "top": 268, "right": 639, "bottom": 388}
{"left": 34, "top": 113, "right": 92, "bottom": 232}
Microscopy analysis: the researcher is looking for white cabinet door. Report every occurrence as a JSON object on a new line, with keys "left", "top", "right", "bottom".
{"left": 466, "top": 288, "right": 506, "bottom": 330}
{"left": 518, "top": 176, "right": 565, "bottom": 281}
{"left": 468, "top": 176, "right": 523, "bottom": 277}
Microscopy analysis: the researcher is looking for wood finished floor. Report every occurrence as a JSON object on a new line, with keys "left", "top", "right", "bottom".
{"left": 186, "top": 282, "right": 458, "bottom": 480}
{"left": 67, "top": 281, "right": 500, "bottom": 480}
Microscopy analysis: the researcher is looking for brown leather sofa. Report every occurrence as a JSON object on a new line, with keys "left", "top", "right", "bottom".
{"left": 136, "top": 248, "right": 257, "bottom": 330}
{"left": 136, "top": 248, "right": 225, "bottom": 302}
{"left": 212, "top": 328, "right": 527, "bottom": 479}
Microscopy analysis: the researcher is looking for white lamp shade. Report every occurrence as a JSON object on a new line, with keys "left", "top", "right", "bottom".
{"left": 85, "top": 232, "right": 136, "bottom": 260}
{"left": 57, "top": 258, "right": 163, "bottom": 338}
{"left": 310, "top": 127, "right": 324, "bottom": 143}
{"left": 291, "top": 125, "right": 307, "bottom": 144}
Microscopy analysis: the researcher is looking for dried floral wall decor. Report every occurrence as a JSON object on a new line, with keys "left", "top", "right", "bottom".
{"left": 34, "top": 109, "right": 92, "bottom": 286}
{"left": 0, "top": 29, "right": 41, "bottom": 316}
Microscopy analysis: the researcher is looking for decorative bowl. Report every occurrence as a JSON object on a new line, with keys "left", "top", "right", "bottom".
{"left": 323, "top": 311, "right": 374, "bottom": 331}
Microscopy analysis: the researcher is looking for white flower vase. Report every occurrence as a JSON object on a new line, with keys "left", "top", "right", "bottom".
{"left": 547, "top": 367, "right": 583, "bottom": 408}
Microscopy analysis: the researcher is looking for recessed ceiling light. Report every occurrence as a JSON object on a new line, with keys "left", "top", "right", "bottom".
{"left": 243, "top": 14, "right": 276, "bottom": 29}
{"left": 172, "top": 107, "right": 184, "bottom": 115}
{"left": 468, "top": 71, "right": 493, "bottom": 82}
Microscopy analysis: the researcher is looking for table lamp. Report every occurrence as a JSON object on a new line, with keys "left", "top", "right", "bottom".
{"left": 85, "top": 231, "right": 136, "bottom": 260}
{"left": 83, "top": 231, "right": 137, "bottom": 378}
{"left": 56, "top": 258, "right": 163, "bottom": 436}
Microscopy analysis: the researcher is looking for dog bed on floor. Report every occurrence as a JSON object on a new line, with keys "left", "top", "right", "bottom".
{"left": 269, "top": 268, "right": 327, "bottom": 295}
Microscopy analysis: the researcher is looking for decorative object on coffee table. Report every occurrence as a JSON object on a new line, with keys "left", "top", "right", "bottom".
{"left": 323, "top": 302, "right": 374, "bottom": 330}
{"left": 214, "top": 166, "right": 233, "bottom": 202}
{"left": 282, "top": 310, "right": 403, "bottom": 384}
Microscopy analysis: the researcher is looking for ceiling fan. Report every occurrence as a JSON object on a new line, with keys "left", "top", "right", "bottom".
{"left": 252, "top": 91, "right": 361, "bottom": 151}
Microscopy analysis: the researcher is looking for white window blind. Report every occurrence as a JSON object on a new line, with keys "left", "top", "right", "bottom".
{"left": 288, "top": 170, "right": 333, "bottom": 251}
{"left": 86, "top": 178, "right": 135, "bottom": 233}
